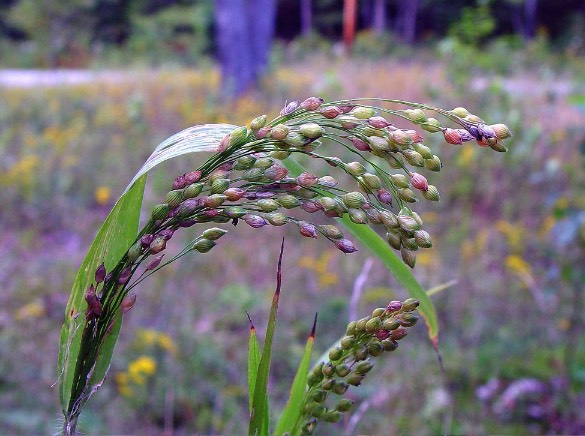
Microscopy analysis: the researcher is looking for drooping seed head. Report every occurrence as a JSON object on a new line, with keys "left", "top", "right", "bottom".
{"left": 318, "top": 175, "right": 338, "bottom": 187}
{"left": 425, "top": 155, "right": 442, "bottom": 172}
{"left": 342, "top": 191, "right": 367, "bottom": 208}
{"left": 149, "top": 237, "right": 167, "bottom": 254}
{"left": 118, "top": 267, "right": 132, "bottom": 285}
{"left": 383, "top": 316, "right": 401, "bottom": 331}
{"left": 335, "top": 399, "right": 355, "bottom": 412}
{"left": 298, "top": 221, "right": 318, "bottom": 238}
{"left": 194, "top": 238, "right": 216, "bottom": 253}
{"left": 391, "top": 327, "right": 408, "bottom": 340}
{"left": 266, "top": 212, "right": 288, "bottom": 226}
{"left": 391, "top": 130, "right": 412, "bottom": 147}
{"left": 404, "top": 129, "right": 425, "bottom": 143}
{"left": 368, "top": 116, "right": 391, "bottom": 129}
{"left": 402, "top": 298, "right": 420, "bottom": 311}
{"left": 400, "top": 247, "right": 416, "bottom": 268}
{"left": 145, "top": 254, "right": 164, "bottom": 271}
{"left": 414, "top": 230, "right": 432, "bottom": 248}
{"left": 398, "top": 188, "right": 417, "bottom": 203}
{"left": 379, "top": 337, "right": 398, "bottom": 352}
{"left": 410, "top": 173, "right": 428, "bottom": 191}
{"left": 349, "top": 106, "right": 376, "bottom": 119}
{"left": 386, "top": 231, "right": 402, "bottom": 250}
{"left": 443, "top": 128, "right": 463, "bottom": 145}
{"left": 280, "top": 100, "right": 299, "bottom": 116}
{"left": 348, "top": 208, "right": 368, "bottom": 224}
{"left": 367, "top": 136, "right": 390, "bottom": 154}
{"left": 270, "top": 124, "right": 290, "bottom": 141}
{"left": 172, "top": 174, "right": 187, "bottom": 190}
{"left": 365, "top": 316, "right": 382, "bottom": 333}
{"left": 300, "top": 96, "right": 324, "bottom": 111}
{"left": 413, "top": 142, "right": 433, "bottom": 159}
{"left": 347, "top": 372, "right": 365, "bottom": 386}
{"left": 165, "top": 190, "right": 183, "bottom": 208}
{"left": 182, "top": 183, "right": 203, "bottom": 200}
{"left": 250, "top": 114, "right": 267, "bottom": 130}
{"left": 318, "top": 224, "right": 344, "bottom": 240}
{"left": 120, "top": 293, "right": 137, "bottom": 314}
{"left": 210, "top": 178, "right": 230, "bottom": 194}
{"left": 338, "top": 115, "right": 360, "bottom": 129}
{"left": 243, "top": 214, "right": 267, "bottom": 228}
{"left": 360, "top": 173, "right": 382, "bottom": 191}
{"left": 376, "top": 188, "right": 393, "bottom": 205}
{"left": 451, "top": 106, "right": 470, "bottom": 118}
{"left": 202, "top": 228, "right": 228, "bottom": 240}
{"left": 334, "top": 238, "right": 358, "bottom": 253}
{"left": 127, "top": 241, "right": 143, "bottom": 262}
{"left": 277, "top": 194, "right": 301, "bottom": 209}
{"left": 184, "top": 170, "right": 203, "bottom": 184}
{"left": 300, "top": 200, "right": 322, "bottom": 213}
{"left": 386, "top": 300, "right": 402, "bottom": 312}
{"left": 423, "top": 185, "right": 440, "bottom": 201}
{"left": 299, "top": 123, "right": 325, "bottom": 139}
{"left": 455, "top": 128, "right": 475, "bottom": 142}
{"left": 228, "top": 126, "right": 249, "bottom": 147}
{"left": 320, "top": 105, "right": 343, "bottom": 119}
{"left": 296, "top": 172, "right": 319, "bottom": 188}
{"left": 490, "top": 123, "right": 512, "bottom": 139}
{"left": 348, "top": 136, "right": 371, "bottom": 152}
{"left": 223, "top": 187, "right": 245, "bottom": 201}
{"left": 421, "top": 117, "right": 442, "bottom": 133}
{"left": 95, "top": 263, "right": 106, "bottom": 284}
{"left": 404, "top": 108, "right": 427, "bottom": 124}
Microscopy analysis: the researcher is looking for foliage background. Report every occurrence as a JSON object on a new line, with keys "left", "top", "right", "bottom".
{"left": 1, "top": 1, "right": 585, "bottom": 434}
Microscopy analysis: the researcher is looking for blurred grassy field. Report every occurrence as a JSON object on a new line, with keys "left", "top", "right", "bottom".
{"left": 1, "top": 50, "right": 585, "bottom": 434}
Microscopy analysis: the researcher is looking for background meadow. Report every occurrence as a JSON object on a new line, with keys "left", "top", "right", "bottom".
{"left": 1, "top": 1, "right": 585, "bottom": 434}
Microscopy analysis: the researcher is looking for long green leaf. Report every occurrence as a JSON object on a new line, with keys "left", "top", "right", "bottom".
{"left": 274, "top": 314, "right": 317, "bottom": 435}
{"left": 57, "top": 124, "right": 237, "bottom": 421}
{"left": 57, "top": 175, "right": 146, "bottom": 414}
{"left": 249, "top": 240, "right": 285, "bottom": 435}
{"left": 247, "top": 312, "right": 261, "bottom": 415}
{"left": 282, "top": 157, "right": 439, "bottom": 346}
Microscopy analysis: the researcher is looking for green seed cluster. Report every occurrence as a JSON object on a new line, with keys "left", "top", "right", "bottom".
{"left": 298, "top": 298, "right": 420, "bottom": 435}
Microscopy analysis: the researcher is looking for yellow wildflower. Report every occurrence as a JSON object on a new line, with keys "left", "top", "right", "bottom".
{"left": 15, "top": 300, "right": 45, "bottom": 320}
{"left": 127, "top": 355, "right": 157, "bottom": 385}
{"left": 94, "top": 186, "right": 111, "bottom": 206}
{"left": 505, "top": 255, "right": 532, "bottom": 277}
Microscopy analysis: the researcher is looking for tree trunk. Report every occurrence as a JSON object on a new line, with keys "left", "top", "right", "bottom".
{"left": 215, "top": 0, "right": 276, "bottom": 99}
{"left": 523, "top": 0, "right": 538, "bottom": 40}
{"left": 343, "top": 0, "right": 357, "bottom": 53}
{"left": 372, "top": 0, "right": 387, "bottom": 35}
{"left": 300, "top": 0, "right": 312, "bottom": 36}
{"left": 395, "top": 0, "right": 419, "bottom": 44}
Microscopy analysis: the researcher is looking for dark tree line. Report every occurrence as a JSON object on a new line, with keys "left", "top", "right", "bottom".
{"left": 1, "top": 0, "right": 584, "bottom": 97}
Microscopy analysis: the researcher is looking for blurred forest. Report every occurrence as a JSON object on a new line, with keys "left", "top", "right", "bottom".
{"left": 0, "top": 0, "right": 584, "bottom": 70}
{"left": 1, "top": 0, "right": 585, "bottom": 435}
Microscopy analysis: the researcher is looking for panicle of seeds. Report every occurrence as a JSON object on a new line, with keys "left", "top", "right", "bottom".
{"left": 76, "top": 98, "right": 508, "bottom": 395}
{"left": 127, "top": 97, "right": 510, "bottom": 271}
{"left": 297, "top": 298, "right": 420, "bottom": 435}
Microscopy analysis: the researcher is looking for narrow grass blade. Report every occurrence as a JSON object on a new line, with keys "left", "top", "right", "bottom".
{"left": 275, "top": 314, "right": 317, "bottom": 435}
{"left": 57, "top": 175, "right": 147, "bottom": 415}
{"left": 249, "top": 239, "right": 285, "bottom": 435}
{"left": 247, "top": 311, "right": 261, "bottom": 415}
{"left": 282, "top": 157, "right": 439, "bottom": 346}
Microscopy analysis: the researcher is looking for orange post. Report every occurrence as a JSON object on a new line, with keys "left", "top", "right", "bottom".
{"left": 343, "top": 0, "right": 357, "bottom": 53}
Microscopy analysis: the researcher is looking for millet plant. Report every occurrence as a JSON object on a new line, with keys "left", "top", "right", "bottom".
{"left": 57, "top": 97, "right": 511, "bottom": 434}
